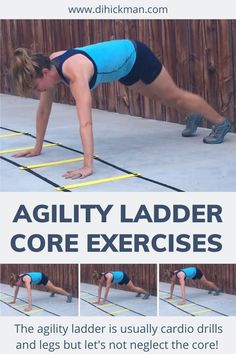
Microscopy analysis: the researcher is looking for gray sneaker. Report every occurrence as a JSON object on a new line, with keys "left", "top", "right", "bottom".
{"left": 142, "top": 293, "right": 150, "bottom": 300}
{"left": 208, "top": 288, "right": 221, "bottom": 295}
{"left": 182, "top": 114, "right": 203, "bottom": 137}
{"left": 136, "top": 292, "right": 142, "bottom": 297}
{"left": 66, "top": 294, "right": 73, "bottom": 303}
{"left": 213, "top": 289, "right": 221, "bottom": 296}
{"left": 203, "top": 118, "right": 231, "bottom": 144}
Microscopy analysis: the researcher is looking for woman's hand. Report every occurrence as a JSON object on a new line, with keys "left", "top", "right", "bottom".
{"left": 62, "top": 166, "right": 93, "bottom": 179}
{"left": 24, "top": 306, "right": 32, "bottom": 312}
{"left": 12, "top": 149, "right": 41, "bottom": 158}
{"left": 178, "top": 299, "right": 186, "bottom": 305}
{"left": 93, "top": 300, "right": 100, "bottom": 305}
{"left": 93, "top": 300, "right": 106, "bottom": 305}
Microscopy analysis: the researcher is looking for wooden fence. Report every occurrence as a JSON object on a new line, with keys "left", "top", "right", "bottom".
{"left": 1, "top": 20, "right": 235, "bottom": 132}
{"left": 81, "top": 264, "right": 157, "bottom": 296}
{"left": 159, "top": 264, "right": 236, "bottom": 295}
{"left": 0, "top": 264, "right": 78, "bottom": 297}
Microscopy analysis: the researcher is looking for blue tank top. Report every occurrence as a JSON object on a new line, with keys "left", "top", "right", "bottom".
{"left": 21, "top": 272, "right": 42, "bottom": 285}
{"left": 178, "top": 267, "right": 197, "bottom": 280}
{"left": 110, "top": 271, "right": 124, "bottom": 284}
{"left": 51, "top": 39, "right": 136, "bottom": 90}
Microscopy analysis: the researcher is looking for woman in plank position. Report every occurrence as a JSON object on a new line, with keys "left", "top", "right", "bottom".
{"left": 165, "top": 266, "right": 220, "bottom": 305}
{"left": 92, "top": 270, "right": 150, "bottom": 304}
{"left": 9, "top": 272, "right": 72, "bottom": 312}
{"left": 11, "top": 39, "right": 231, "bottom": 179}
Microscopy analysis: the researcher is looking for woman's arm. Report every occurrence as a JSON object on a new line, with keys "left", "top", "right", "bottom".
{"left": 103, "top": 278, "right": 112, "bottom": 304}
{"left": 13, "top": 88, "right": 54, "bottom": 157}
{"left": 34, "top": 88, "right": 54, "bottom": 152}
{"left": 63, "top": 76, "right": 93, "bottom": 179}
{"left": 94, "top": 274, "right": 112, "bottom": 304}
{"left": 94, "top": 283, "right": 103, "bottom": 304}
{"left": 178, "top": 276, "right": 186, "bottom": 305}
{"left": 9, "top": 285, "right": 20, "bottom": 304}
{"left": 24, "top": 280, "right": 33, "bottom": 311}
{"left": 62, "top": 55, "right": 94, "bottom": 179}
{"left": 167, "top": 279, "right": 175, "bottom": 299}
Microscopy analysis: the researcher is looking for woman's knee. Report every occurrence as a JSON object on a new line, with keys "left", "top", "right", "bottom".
{"left": 165, "top": 90, "right": 202, "bottom": 110}
{"left": 161, "top": 89, "right": 185, "bottom": 107}
{"left": 126, "top": 281, "right": 135, "bottom": 290}
{"left": 45, "top": 281, "right": 56, "bottom": 291}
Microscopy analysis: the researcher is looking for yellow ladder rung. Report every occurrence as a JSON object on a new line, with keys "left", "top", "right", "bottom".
{"left": 13, "top": 303, "right": 28, "bottom": 309}
{"left": 19, "top": 157, "right": 85, "bottom": 170}
{"left": 0, "top": 132, "right": 24, "bottom": 138}
{"left": 56, "top": 173, "right": 140, "bottom": 190}
{"left": 167, "top": 299, "right": 178, "bottom": 303}
{"left": 109, "top": 309, "right": 129, "bottom": 315}
{"left": 190, "top": 309, "right": 212, "bottom": 315}
{"left": 24, "top": 308, "right": 44, "bottom": 314}
{"left": 97, "top": 303, "right": 114, "bottom": 308}
{"left": 0, "top": 143, "right": 58, "bottom": 154}
{"left": 177, "top": 303, "right": 197, "bottom": 308}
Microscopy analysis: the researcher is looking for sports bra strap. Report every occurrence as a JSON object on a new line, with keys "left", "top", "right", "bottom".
{"left": 51, "top": 49, "right": 97, "bottom": 89}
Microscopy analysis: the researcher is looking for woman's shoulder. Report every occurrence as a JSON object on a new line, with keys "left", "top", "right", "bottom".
{"left": 49, "top": 50, "right": 67, "bottom": 60}
{"left": 21, "top": 273, "right": 30, "bottom": 280}
{"left": 105, "top": 272, "right": 113, "bottom": 277}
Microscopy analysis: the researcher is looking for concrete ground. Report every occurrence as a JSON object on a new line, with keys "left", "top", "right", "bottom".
{"left": 159, "top": 281, "right": 236, "bottom": 317}
{"left": 80, "top": 283, "right": 157, "bottom": 316}
{"left": 1, "top": 94, "right": 236, "bottom": 192}
{"left": 0, "top": 283, "right": 78, "bottom": 316}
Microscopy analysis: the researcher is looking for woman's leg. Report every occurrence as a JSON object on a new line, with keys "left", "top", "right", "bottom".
{"left": 126, "top": 280, "right": 147, "bottom": 293}
{"left": 126, "top": 280, "right": 150, "bottom": 299}
{"left": 130, "top": 67, "right": 224, "bottom": 125}
{"left": 130, "top": 67, "right": 231, "bottom": 143}
{"left": 199, "top": 275, "right": 220, "bottom": 291}
{"left": 45, "top": 280, "right": 72, "bottom": 301}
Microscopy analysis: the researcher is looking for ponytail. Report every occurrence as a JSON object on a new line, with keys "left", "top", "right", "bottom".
{"left": 92, "top": 271, "right": 102, "bottom": 281}
{"left": 9, "top": 273, "right": 20, "bottom": 287}
{"left": 11, "top": 48, "right": 51, "bottom": 96}
{"left": 163, "top": 270, "right": 174, "bottom": 280}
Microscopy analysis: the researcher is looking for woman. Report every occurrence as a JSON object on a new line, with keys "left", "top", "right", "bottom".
{"left": 9, "top": 272, "right": 72, "bottom": 312}
{"left": 92, "top": 270, "right": 150, "bottom": 304}
{"left": 11, "top": 39, "right": 232, "bottom": 179}
{"left": 165, "top": 266, "right": 220, "bottom": 305}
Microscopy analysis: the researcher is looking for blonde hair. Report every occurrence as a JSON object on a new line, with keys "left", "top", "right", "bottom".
{"left": 11, "top": 48, "right": 51, "bottom": 96}
{"left": 92, "top": 271, "right": 102, "bottom": 281}
{"left": 163, "top": 270, "right": 175, "bottom": 280}
{"left": 9, "top": 273, "right": 20, "bottom": 287}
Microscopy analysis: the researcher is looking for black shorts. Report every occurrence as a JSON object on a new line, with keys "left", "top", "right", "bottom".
{"left": 119, "top": 40, "right": 163, "bottom": 86}
{"left": 192, "top": 268, "right": 203, "bottom": 280}
{"left": 119, "top": 272, "right": 130, "bottom": 285}
{"left": 39, "top": 273, "right": 49, "bottom": 285}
